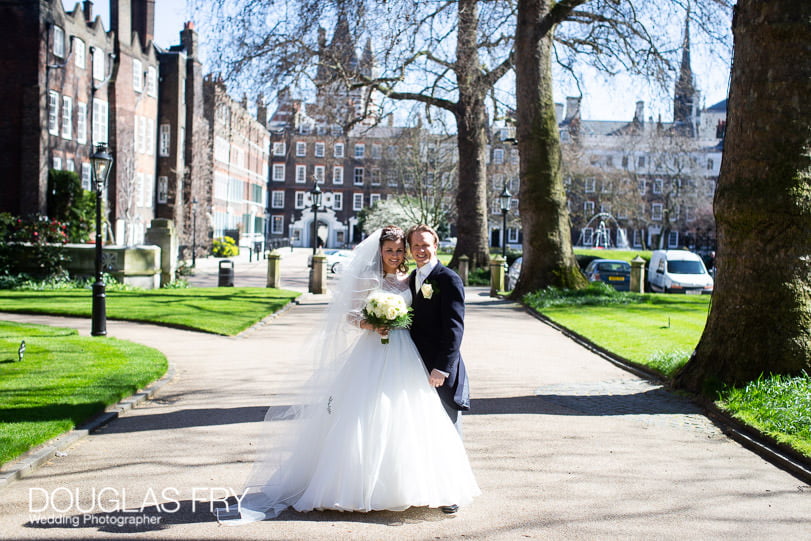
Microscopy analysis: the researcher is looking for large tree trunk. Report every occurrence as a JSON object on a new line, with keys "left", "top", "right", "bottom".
{"left": 674, "top": 0, "right": 811, "bottom": 392}
{"left": 511, "top": 0, "right": 587, "bottom": 297}
{"left": 450, "top": 0, "right": 491, "bottom": 270}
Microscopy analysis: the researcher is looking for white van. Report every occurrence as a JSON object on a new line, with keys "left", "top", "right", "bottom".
{"left": 648, "top": 250, "right": 713, "bottom": 294}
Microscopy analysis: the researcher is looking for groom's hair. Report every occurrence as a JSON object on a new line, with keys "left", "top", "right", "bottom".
{"left": 406, "top": 224, "right": 439, "bottom": 247}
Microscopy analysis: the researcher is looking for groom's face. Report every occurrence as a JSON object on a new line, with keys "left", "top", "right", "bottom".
{"left": 409, "top": 231, "right": 437, "bottom": 268}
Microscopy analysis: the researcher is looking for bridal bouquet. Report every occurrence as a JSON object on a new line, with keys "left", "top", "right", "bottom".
{"left": 362, "top": 291, "right": 413, "bottom": 344}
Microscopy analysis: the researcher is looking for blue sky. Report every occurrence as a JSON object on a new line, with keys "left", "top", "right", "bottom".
{"left": 67, "top": 0, "right": 731, "bottom": 123}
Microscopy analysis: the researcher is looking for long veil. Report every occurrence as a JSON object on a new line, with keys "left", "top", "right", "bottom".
{"left": 219, "top": 230, "right": 385, "bottom": 523}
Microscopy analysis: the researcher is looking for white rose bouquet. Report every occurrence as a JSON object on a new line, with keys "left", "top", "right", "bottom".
{"left": 362, "top": 290, "right": 413, "bottom": 344}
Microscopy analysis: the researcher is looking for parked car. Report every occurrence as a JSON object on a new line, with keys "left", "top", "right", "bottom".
{"left": 308, "top": 249, "right": 353, "bottom": 274}
{"left": 582, "top": 259, "right": 632, "bottom": 291}
{"left": 506, "top": 257, "right": 522, "bottom": 290}
{"left": 647, "top": 249, "right": 713, "bottom": 294}
{"left": 438, "top": 237, "right": 457, "bottom": 250}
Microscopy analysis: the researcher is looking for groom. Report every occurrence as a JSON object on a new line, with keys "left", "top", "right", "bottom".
{"left": 407, "top": 224, "right": 470, "bottom": 436}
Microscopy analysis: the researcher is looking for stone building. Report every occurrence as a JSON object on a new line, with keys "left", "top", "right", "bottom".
{"left": 0, "top": 0, "right": 159, "bottom": 246}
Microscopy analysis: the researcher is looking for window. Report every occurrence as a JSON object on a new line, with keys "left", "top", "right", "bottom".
{"left": 633, "top": 229, "right": 643, "bottom": 248}
{"left": 511, "top": 149, "right": 519, "bottom": 164}
{"left": 653, "top": 179, "right": 663, "bottom": 194}
{"left": 66, "top": 159, "right": 74, "bottom": 172}
{"left": 271, "top": 216, "right": 284, "bottom": 235}
{"left": 354, "top": 144, "right": 365, "bottom": 159}
{"left": 637, "top": 155, "right": 645, "bottom": 168}
{"left": 685, "top": 206, "right": 695, "bottom": 222}
{"left": 53, "top": 26, "right": 65, "bottom": 57}
{"left": 272, "top": 142, "right": 286, "bottom": 156}
{"left": 52, "top": 156, "right": 62, "bottom": 170}
{"left": 600, "top": 202, "right": 612, "bottom": 214}
{"left": 370, "top": 193, "right": 381, "bottom": 206}
{"left": 387, "top": 145, "right": 397, "bottom": 158}
{"left": 334, "top": 143, "right": 344, "bottom": 157}
{"left": 295, "top": 191, "right": 306, "bottom": 209}
{"left": 668, "top": 231, "right": 679, "bottom": 248}
{"left": 582, "top": 227, "right": 594, "bottom": 246}
{"left": 354, "top": 167, "right": 364, "bottom": 185}
{"left": 372, "top": 144, "right": 382, "bottom": 159}
{"left": 92, "top": 98, "right": 108, "bottom": 144}
{"left": 60, "top": 96, "right": 72, "bottom": 139}
{"left": 584, "top": 177, "right": 596, "bottom": 193}
{"left": 638, "top": 179, "right": 646, "bottom": 194}
{"left": 92, "top": 47, "right": 105, "bottom": 81}
{"left": 651, "top": 203, "right": 663, "bottom": 221}
{"left": 134, "top": 172, "right": 145, "bottom": 207}
{"left": 296, "top": 142, "right": 306, "bottom": 157}
{"left": 584, "top": 201, "right": 595, "bottom": 216}
{"left": 81, "top": 163, "right": 92, "bottom": 190}
{"left": 272, "top": 164, "right": 285, "bottom": 182}
{"left": 74, "top": 38, "right": 85, "bottom": 69}
{"left": 601, "top": 179, "right": 612, "bottom": 193}
{"left": 157, "top": 176, "right": 168, "bottom": 204}
{"left": 315, "top": 142, "right": 325, "bottom": 157}
{"left": 77, "top": 102, "right": 87, "bottom": 144}
{"left": 146, "top": 66, "right": 157, "bottom": 97}
{"left": 332, "top": 192, "right": 343, "bottom": 210}
{"left": 314, "top": 165, "right": 325, "bottom": 183}
{"left": 214, "top": 137, "right": 229, "bottom": 163}
{"left": 132, "top": 59, "right": 143, "bottom": 92}
{"left": 387, "top": 171, "right": 397, "bottom": 187}
{"left": 48, "top": 91, "right": 59, "bottom": 135}
{"left": 159, "top": 124, "right": 171, "bottom": 157}
{"left": 621, "top": 156, "right": 629, "bottom": 169}
{"left": 353, "top": 193, "right": 364, "bottom": 210}
{"left": 493, "top": 148, "right": 504, "bottom": 164}
{"left": 332, "top": 166, "right": 344, "bottom": 185}
{"left": 271, "top": 190, "right": 285, "bottom": 209}
{"left": 371, "top": 169, "right": 381, "bottom": 185}
{"left": 706, "top": 180, "right": 716, "bottom": 196}
{"left": 508, "top": 228, "right": 519, "bottom": 243}
{"left": 296, "top": 165, "right": 307, "bottom": 183}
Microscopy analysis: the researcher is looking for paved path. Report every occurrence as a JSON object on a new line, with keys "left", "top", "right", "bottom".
{"left": 0, "top": 254, "right": 808, "bottom": 539}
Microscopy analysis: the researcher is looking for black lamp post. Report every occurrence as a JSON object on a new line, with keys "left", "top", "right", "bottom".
{"left": 499, "top": 182, "right": 512, "bottom": 258}
{"left": 90, "top": 143, "right": 113, "bottom": 336}
{"left": 309, "top": 179, "right": 323, "bottom": 256}
{"left": 191, "top": 198, "right": 198, "bottom": 267}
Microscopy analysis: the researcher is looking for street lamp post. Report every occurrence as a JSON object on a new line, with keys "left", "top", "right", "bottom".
{"left": 191, "top": 198, "right": 198, "bottom": 267}
{"left": 90, "top": 143, "right": 114, "bottom": 337}
{"left": 499, "top": 182, "right": 512, "bottom": 258}
{"left": 309, "top": 179, "right": 323, "bottom": 256}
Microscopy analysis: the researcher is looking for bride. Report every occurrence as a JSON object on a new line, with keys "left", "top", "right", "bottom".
{"left": 222, "top": 226, "right": 479, "bottom": 522}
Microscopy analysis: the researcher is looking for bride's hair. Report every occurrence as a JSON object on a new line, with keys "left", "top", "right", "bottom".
{"left": 379, "top": 225, "right": 409, "bottom": 273}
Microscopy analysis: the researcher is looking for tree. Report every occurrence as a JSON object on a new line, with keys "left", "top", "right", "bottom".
{"left": 195, "top": 0, "right": 515, "bottom": 268}
{"left": 510, "top": 0, "right": 730, "bottom": 296}
{"left": 674, "top": 0, "right": 811, "bottom": 392}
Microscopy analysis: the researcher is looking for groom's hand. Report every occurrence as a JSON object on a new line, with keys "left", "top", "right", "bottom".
{"left": 428, "top": 369, "right": 446, "bottom": 388}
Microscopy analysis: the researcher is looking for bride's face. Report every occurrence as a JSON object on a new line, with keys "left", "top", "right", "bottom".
{"left": 380, "top": 239, "right": 406, "bottom": 274}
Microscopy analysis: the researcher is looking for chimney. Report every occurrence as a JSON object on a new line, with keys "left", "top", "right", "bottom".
{"left": 564, "top": 97, "right": 581, "bottom": 122}
{"left": 257, "top": 94, "right": 267, "bottom": 126}
{"left": 110, "top": 0, "right": 132, "bottom": 45}
{"left": 554, "top": 102, "right": 564, "bottom": 122}
{"left": 131, "top": 0, "right": 155, "bottom": 47}
{"left": 83, "top": 0, "right": 93, "bottom": 22}
{"left": 634, "top": 101, "right": 644, "bottom": 123}
{"left": 180, "top": 21, "right": 198, "bottom": 58}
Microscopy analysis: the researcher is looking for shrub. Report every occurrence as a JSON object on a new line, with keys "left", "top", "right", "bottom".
{"left": 212, "top": 236, "right": 239, "bottom": 257}
{"left": 0, "top": 213, "right": 69, "bottom": 279}
{"left": 47, "top": 169, "right": 95, "bottom": 243}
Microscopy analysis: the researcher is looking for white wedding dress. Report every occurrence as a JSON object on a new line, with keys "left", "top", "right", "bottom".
{"left": 229, "top": 271, "right": 480, "bottom": 522}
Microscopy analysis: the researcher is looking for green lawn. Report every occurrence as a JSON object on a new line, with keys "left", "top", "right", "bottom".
{"left": 0, "top": 321, "right": 168, "bottom": 464}
{"left": 524, "top": 285, "right": 810, "bottom": 458}
{"left": 0, "top": 287, "right": 300, "bottom": 336}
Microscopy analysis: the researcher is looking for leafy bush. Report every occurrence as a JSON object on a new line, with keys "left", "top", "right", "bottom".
{"left": 523, "top": 281, "right": 642, "bottom": 309}
{"left": 468, "top": 266, "right": 490, "bottom": 286}
{"left": 0, "top": 213, "right": 69, "bottom": 279}
{"left": 47, "top": 169, "right": 95, "bottom": 243}
{"left": 212, "top": 236, "right": 239, "bottom": 257}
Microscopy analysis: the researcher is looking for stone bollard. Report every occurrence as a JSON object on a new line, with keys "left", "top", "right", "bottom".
{"left": 309, "top": 253, "right": 327, "bottom": 294}
{"left": 266, "top": 250, "right": 282, "bottom": 288}
{"left": 144, "top": 218, "right": 177, "bottom": 287}
{"left": 630, "top": 255, "right": 646, "bottom": 293}
{"left": 489, "top": 255, "right": 506, "bottom": 297}
{"left": 458, "top": 255, "right": 470, "bottom": 286}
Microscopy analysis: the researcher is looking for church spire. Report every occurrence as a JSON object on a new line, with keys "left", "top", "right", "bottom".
{"left": 673, "top": 5, "right": 697, "bottom": 135}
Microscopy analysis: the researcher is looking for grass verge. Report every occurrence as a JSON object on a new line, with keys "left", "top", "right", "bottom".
{"left": 0, "top": 321, "right": 168, "bottom": 464}
{"left": 523, "top": 283, "right": 810, "bottom": 459}
{"left": 0, "top": 287, "right": 300, "bottom": 336}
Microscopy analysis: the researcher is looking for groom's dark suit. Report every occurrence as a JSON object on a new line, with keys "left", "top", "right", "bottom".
{"left": 409, "top": 262, "right": 470, "bottom": 413}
